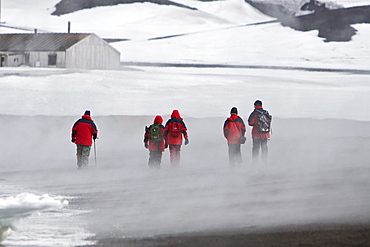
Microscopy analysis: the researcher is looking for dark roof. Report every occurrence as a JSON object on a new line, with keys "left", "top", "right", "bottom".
{"left": 0, "top": 33, "right": 91, "bottom": 52}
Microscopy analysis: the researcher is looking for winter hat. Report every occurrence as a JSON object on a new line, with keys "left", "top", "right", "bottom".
{"left": 230, "top": 107, "right": 238, "bottom": 114}
{"left": 84, "top": 110, "right": 91, "bottom": 116}
{"left": 154, "top": 115, "right": 163, "bottom": 124}
{"left": 254, "top": 100, "right": 262, "bottom": 107}
{"left": 171, "top": 110, "right": 182, "bottom": 120}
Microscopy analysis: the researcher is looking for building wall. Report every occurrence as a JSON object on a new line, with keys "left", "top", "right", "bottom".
{"left": 0, "top": 51, "right": 66, "bottom": 68}
{"left": 66, "top": 34, "right": 121, "bottom": 70}
{"left": 27, "top": 51, "right": 66, "bottom": 68}
{"left": 0, "top": 52, "right": 24, "bottom": 67}
{"left": 7, "top": 54, "right": 23, "bottom": 67}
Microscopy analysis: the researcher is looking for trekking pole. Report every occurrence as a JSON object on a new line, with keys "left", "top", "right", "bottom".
{"left": 93, "top": 139, "right": 97, "bottom": 166}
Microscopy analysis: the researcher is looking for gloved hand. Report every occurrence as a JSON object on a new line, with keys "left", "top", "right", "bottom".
{"left": 144, "top": 143, "right": 149, "bottom": 149}
{"left": 185, "top": 139, "right": 189, "bottom": 145}
{"left": 165, "top": 142, "right": 168, "bottom": 149}
{"left": 71, "top": 138, "right": 76, "bottom": 143}
{"left": 92, "top": 133, "right": 97, "bottom": 140}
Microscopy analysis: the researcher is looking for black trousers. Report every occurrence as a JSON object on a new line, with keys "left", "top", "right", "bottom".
{"left": 228, "top": 143, "right": 242, "bottom": 166}
{"left": 148, "top": 151, "right": 163, "bottom": 168}
{"left": 252, "top": 139, "right": 268, "bottom": 163}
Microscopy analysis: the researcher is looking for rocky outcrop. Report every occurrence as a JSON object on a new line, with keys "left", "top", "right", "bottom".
{"left": 245, "top": 0, "right": 370, "bottom": 42}
{"left": 52, "top": 0, "right": 196, "bottom": 16}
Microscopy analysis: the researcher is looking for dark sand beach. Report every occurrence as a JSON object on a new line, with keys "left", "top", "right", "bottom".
{"left": 91, "top": 224, "right": 370, "bottom": 246}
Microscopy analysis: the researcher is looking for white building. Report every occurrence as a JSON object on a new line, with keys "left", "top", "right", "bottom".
{"left": 0, "top": 33, "right": 121, "bottom": 70}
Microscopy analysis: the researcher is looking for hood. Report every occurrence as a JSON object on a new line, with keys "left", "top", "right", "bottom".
{"left": 154, "top": 115, "right": 163, "bottom": 124}
{"left": 227, "top": 113, "right": 239, "bottom": 121}
{"left": 82, "top": 115, "right": 92, "bottom": 121}
{"left": 171, "top": 110, "right": 182, "bottom": 120}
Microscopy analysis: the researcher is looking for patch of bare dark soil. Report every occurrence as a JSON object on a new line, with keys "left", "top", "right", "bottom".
{"left": 245, "top": 0, "right": 370, "bottom": 42}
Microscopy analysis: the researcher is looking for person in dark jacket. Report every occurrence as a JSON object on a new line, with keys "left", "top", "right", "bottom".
{"left": 248, "top": 100, "right": 271, "bottom": 164}
{"left": 71, "top": 110, "right": 98, "bottom": 168}
{"left": 223, "top": 107, "right": 246, "bottom": 167}
{"left": 144, "top": 115, "right": 166, "bottom": 168}
{"left": 164, "top": 110, "right": 189, "bottom": 166}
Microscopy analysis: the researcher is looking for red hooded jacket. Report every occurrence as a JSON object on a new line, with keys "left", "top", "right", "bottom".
{"left": 223, "top": 114, "right": 246, "bottom": 144}
{"left": 248, "top": 106, "right": 271, "bottom": 139}
{"left": 164, "top": 110, "right": 188, "bottom": 145}
{"left": 71, "top": 115, "right": 98, "bottom": 146}
{"left": 144, "top": 115, "right": 166, "bottom": 152}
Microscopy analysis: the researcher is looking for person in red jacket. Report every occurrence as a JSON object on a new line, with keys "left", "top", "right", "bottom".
{"left": 223, "top": 107, "right": 246, "bottom": 167}
{"left": 248, "top": 100, "right": 271, "bottom": 164}
{"left": 144, "top": 115, "right": 166, "bottom": 168}
{"left": 164, "top": 110, "right": 189, "bottom": 166}
{"left": 71, "top": 110, "right": 98, "bottom": 169}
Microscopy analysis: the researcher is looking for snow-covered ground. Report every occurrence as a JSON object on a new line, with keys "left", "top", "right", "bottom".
{"left": 0, "top": 0, "right": 370, "bottom": 246}
{"left": 335, "top": 0, "right": 370, "bottom": 7}
{"left": 0, "top": 66, "right": 369, "bottom": 121}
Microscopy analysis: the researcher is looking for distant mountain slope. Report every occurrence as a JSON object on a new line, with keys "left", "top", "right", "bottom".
{"left": 52, "top": 0, "right": 197, "bottom": 15}
{"left": 51, "top": 0, "right": 370, "bottom": 42}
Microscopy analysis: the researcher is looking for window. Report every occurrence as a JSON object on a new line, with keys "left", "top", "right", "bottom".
{"left": 48, "top": 54, "right": 57, "bottom": 66}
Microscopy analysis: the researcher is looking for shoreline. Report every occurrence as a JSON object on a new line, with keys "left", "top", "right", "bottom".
{"left": 87, "top": 224, "right": 370, "bottom": 247}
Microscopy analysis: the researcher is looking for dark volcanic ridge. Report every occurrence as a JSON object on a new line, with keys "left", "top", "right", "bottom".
{"left": 52, "top": 0, "right": 197, "bottom": 15}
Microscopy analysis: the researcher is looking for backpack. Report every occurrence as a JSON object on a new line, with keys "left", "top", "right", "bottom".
{"left": 148, "top": 124, "right": 162, "bottom": 143}
{"left": 256, "top": 110, "right": 272, "bottom": 133}
{"left": 169, "top": 122, "right": 181, "bottom": 137}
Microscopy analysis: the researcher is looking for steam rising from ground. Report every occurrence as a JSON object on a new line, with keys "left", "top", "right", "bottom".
{"left": 0, "top": 67, "right": 369, "bottom": 241}
{"left": 1, "top": 114, "right": 369, "bottom": 239}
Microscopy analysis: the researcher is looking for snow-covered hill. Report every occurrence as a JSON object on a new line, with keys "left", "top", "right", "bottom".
{"left": 1, "top": 0, "right": 369, "bottom": 69}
